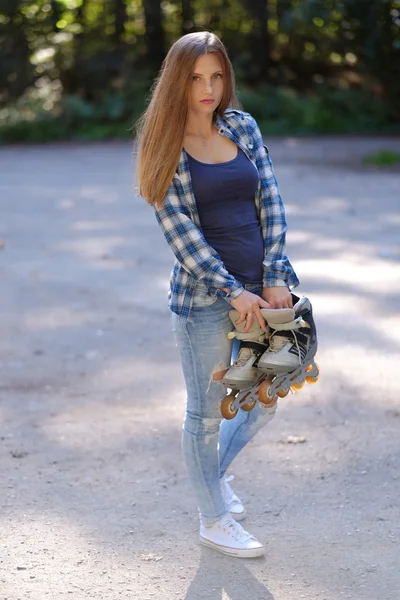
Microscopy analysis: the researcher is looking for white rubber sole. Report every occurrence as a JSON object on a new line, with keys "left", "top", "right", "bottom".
{"left": 199, "top": 536, "right": 265, "bottom": 558}
{"left": 230, "top": 508, "right": 246, "bottom": 521}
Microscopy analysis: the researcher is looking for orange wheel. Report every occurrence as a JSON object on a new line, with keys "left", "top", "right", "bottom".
{"left": 291, "top": 381, "right": 305, "bottom": 391}
{"left": 220, "top": 394, "right": 238, "bottom": 420}
{"left": 258, "top": 381, "right": 277, "bottom": 407}
{"left": 277, "top": 388, "right": 289, "bottom": 398}
{"left": 241, "top": 397, "right": 257, "bottom": 412}
{"left": 305, "top": 362, "right": 319, "bottom": 384}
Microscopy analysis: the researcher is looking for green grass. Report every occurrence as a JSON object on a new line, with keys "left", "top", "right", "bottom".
{"left": 363, "top": 150, "right": 400, "bottom": 167}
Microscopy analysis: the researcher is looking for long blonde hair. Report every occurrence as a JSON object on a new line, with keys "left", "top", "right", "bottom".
{"left": 135, "top": 31, "right": 241, "bottom": 207}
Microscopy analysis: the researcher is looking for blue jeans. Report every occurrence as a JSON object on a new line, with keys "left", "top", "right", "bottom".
{"left": 172, "top": 283, "right": 277, "bottom": 526}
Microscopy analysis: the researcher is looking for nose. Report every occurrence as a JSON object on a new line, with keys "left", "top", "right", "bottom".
{"left": 203, "top": 79, "right": 213, "bottom": 95}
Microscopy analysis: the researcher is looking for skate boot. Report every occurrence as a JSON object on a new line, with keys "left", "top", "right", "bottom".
{"left": 257, "top": 294, "right": 319, "bottom": 400}
{"left": 221, "top": 310, "right": 269, "bottom": 389}
{"left": 258, "top": 294, "right": 316, "bottom": 373}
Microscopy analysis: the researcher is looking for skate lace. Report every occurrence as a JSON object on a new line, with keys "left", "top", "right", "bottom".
{"left": 269, "top": 330, "right": 302, "bottom": 365}
{"left": 268, "top": 335, "right": 288, "bottom": 352}
{"left": 219, "top": 517, "right": 252, "bottom": 543}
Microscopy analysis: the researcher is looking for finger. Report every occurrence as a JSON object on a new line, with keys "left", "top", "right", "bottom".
{"left": 254, "top": 307, "right": 267, "bottom": 332}
{"left": 258, "top": 298, "right": 271, "bottom": 309}
{"left": 235, "top": 311, "right": 247, "bottom": 325}
{"left": 283, "top": 296, "right": 293, "bottom": 309}
{"left": 243, "top": 312, "right": 254, "bottom": 333}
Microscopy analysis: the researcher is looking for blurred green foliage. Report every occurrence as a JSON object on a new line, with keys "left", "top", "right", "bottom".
{"left": 363, "top": 150, "right": 400, "bottom": 166}
{"left": 0, "top": 0, "right": 400, "bottom": 142}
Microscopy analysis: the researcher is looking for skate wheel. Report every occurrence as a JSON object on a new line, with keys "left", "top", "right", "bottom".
{"left": 277, "top": 388, "right": 289, "bottom": 398}
{"left": 241, "top": 397, "right": 257, "bottom": 412}
{"left": 220, "top": 394, "right": 238, "bottom": 420}
{"left": 258, "top": 381, "right": 277, "bottom": 407}
{"left": 291, "top": 381, "right": 305, "bottom": 391}
{"left": 305, "top": 362, "right": 319, "bottom": 384}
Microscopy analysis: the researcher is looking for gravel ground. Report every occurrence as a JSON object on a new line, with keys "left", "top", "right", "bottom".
{"left": 0, "top": 136, "right": 400, "bottom": 600}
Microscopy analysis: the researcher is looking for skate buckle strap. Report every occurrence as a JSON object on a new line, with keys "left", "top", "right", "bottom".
{"left": 268, "top": 316, "right": 309, "bottom": 331}
{"left": 227, "top": 328, "right": 266, "bottom": 342}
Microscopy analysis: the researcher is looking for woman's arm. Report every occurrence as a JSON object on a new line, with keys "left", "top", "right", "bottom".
{"left": 247, "top": 115, "right": 300, "bottom": 292}
{"left": 154, "top": 179, "right": 244, "bottom": 299}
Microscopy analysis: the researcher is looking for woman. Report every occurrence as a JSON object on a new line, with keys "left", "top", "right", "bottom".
{"left": 136, "top": 31, "right": 299, "bottom": 558}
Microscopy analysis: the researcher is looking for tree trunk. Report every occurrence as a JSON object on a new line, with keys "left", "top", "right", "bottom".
{"left": 181, "top": 0, "right": 195, "bottom": 35}
{"left": 114, "top": 0, "right": 128, "bottom": 46}
{"left": 50, "top": 0, "right": 63, "bottom": 32}
{"left": 239, "top": 0, "right": 270, "bottom": 80}
{"left": 142, "top": 0, "right": 165, "bottom": 70}
{"left": 0, "top": 0, "right": 33, "bottom": 101}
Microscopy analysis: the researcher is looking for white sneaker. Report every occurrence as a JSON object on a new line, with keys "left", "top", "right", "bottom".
{"left": 220, "top": 475, "right": 246, "bottom": 521}
{"left": 200, "top": 513, "right": 264, "bottom": 558}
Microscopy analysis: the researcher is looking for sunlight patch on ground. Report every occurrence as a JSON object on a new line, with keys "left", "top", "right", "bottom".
{"left": 40, "top": 387, "right": 186, "bottom": 451}
{"left": 286, "top": 195, "right": 353, "bottom": 216}
{"left": 367, "top": 315, "right": 400, "bottom": 346}
{"left": 311, "top": 292, "right": 372, "bottom": 316}
{"left": 56, "top": 198, "right": 75, "bottom": 210}
{"left": 313, "top": 196, "right": 351, "bottom": 211}
{"left": 296, "top": 256, "right": 400, "bottom": 292}
{"left": 91, "top": 359, "right": 179, "bottom": 389}
{"left": 317, "top": 344, "right": 399, "bottom": 397}
{"left": 24, "top": 308, "right": 95, "bottom": 330}
{"left": 310, "top": 292, "right": 400, "bottom": 348}
{"left": 286, "top": 231, "right": 313, "bottom": 244}
{"left": 79, "top": 186, "right": 119, "bottom": 204}
{"left": 155, "top": 276, "right": 170, "bottom": 291}
{"left": 311, "top": 237, "right": 348, "bottom": 252}
{"left": 57, "top": 235, "right": 128, "bottom": 259}
{"left": 72, "top": 220, "right": 122, "bottom": 232}
{"left": 379, "top": 212, "right": 400, "bottom": 225}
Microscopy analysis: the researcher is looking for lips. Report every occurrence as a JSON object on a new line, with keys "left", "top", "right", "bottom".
{"left": 200, "top": 99, "right": 215, "bottom": 104}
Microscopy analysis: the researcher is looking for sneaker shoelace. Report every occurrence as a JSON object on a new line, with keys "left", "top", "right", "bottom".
{"left": 218, "top": 517, "right": 253, "bottom": 543}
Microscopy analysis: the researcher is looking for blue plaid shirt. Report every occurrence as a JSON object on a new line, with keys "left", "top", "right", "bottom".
{"left": 154, "top": 109, "right": 299, "bottom": 322}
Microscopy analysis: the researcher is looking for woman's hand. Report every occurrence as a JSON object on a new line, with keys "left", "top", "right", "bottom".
{"left": 262, "top": 286, "right": 293, "bottom": 309}
{"left": 230, "top": 290, "right": 271, "bottom": 333}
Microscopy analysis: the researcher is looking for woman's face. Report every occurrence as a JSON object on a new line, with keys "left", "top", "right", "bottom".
{"left": 189, "top": 53, "right": 224, "bottom": 114}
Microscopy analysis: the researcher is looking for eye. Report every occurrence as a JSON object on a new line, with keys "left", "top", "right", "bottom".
{"left": 212, "top": 73, "right": 223, "bottom": 79}
{"left": 192, "top": 75, "right": 201, "bottom": 81}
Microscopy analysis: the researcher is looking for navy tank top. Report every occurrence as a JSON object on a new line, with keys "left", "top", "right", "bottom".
{"left": 187, "top": 147, "right": 264, "bottom": 285}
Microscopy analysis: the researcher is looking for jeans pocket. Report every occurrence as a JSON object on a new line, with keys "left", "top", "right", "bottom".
{"left": 192, "top": 282, "right": 218, "bottom": 308}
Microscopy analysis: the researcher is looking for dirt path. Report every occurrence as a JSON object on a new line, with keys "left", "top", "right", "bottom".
{"left": 1, "top": 137, "right": 400, "bottom": 600}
